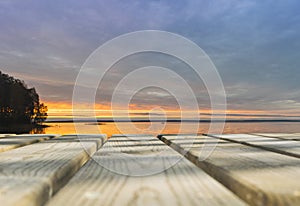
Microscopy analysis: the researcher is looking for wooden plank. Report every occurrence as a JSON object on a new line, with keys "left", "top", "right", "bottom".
{"left": 252, "top": 133, "right": 300, "bottom": 137}
{"left": 252, "top": 133, "right": 300, "bottom": 141}
{"left": 208, "top": 134, "right": 300, "bottom": 158}
{"left": 0, "top": 177, "right": 51, "bottom": 206}
{"left": 159, "top": 135, "right": 300, "bottom": 206}
{"left": 46, "top": 135, "right": 246, "bottom": 206}
{"left": 0, "top": 134, "right": 16, "bottom": 139}
{"left": 0, "top": 134, "right": 107, "bottom": 206}
{"left": 0, "top": 134, "right": 16, "bottom": 138}
{"left": 0, "top": 134, "right": 57, "bottom": 153}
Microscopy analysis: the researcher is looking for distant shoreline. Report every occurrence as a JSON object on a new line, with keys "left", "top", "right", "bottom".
{"left": 45, "top": 119, "right": 300, "bottom": 123}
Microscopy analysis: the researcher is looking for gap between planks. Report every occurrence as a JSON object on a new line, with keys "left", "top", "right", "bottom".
{"left": 206, "top": 133, "right": 300, "bottom": 158}
{"left": 0, "top": 134, "right": 107, "bottom": 206}
{"left": 0, "top": 134, "right": 57, "bottom": 153}
{"left": 159, "top": 134, "right": 300, "bottom": 206}
{"left": 251, "top": 133, "right": 300, "bottom": 141}
{"left": 46, "top": 135, "right": 246, "bottom": 206}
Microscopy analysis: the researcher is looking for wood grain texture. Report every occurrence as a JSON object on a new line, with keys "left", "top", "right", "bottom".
{"left": 0, "top": 134, "right": 57, "bottom": 153}
{"left": 0, "top": 177, "right": 51, "bottom": 206}
{"left": 159, "top": 135, "right": 300, "bottom": 206}
{"left": 208, "top": 134, "right": 300, "bottom": 158}
{"left": 0, "top": 134, "right": 107, "bottom": 206}
{"left": 252, "top": 133, "right": 300, "bottom": 141}
{"left": 46, "top": 135, "right": 246, "bottom": 206}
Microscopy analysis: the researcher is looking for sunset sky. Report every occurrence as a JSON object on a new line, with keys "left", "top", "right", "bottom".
{"left": 0, "top": 0, "right": 300, "bottom": 118}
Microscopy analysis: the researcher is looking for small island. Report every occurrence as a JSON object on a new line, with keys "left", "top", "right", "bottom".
{"left": 0, "top": 71, "right": 48, "bottom": 133}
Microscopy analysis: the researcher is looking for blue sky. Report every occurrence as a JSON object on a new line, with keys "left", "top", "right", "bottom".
{"left": 0, "top": 0, "right": 300, "bottom": 114}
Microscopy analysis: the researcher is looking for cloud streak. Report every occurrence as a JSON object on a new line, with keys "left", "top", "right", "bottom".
{"left": 0, "top": 0, "right": 299, "bottom": 114}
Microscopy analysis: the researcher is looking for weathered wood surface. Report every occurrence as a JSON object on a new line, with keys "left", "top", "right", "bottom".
{"left": 47, "top": 135, "right": 246, "bottom": 206}
{"left": 252, "top": 133, "right": 300, "bottom": 141}
{"left": 0, "top": 134, "right": 107, "bottom": 206}
{"left": 159, "top": 135, "right": 300, "bottom": 206}
{"left": 1, "top": 133, "right": 300, "bottom": 206}
{"left": 0, "top": 134, "right": 57, "bottom": 153}
{"left": 0, "top": 134, "right": 16, "bottom": 138}
{"left": 208, "top": 134, "right": 300, "bottom": 158}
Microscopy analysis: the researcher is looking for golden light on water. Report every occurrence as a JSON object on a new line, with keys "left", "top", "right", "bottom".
{"left": 38, "top": 101, "right": 300, "bottom": 137}
{"left": 45, "top": 101, "right": 300, "bottom": 117}
{"left": 42, "top": 121, "right": 300, "bottom": 137}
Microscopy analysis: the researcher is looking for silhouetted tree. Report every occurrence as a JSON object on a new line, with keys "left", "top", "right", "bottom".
{"left": 0, "top": 71, "right": 47, "bottom": 125}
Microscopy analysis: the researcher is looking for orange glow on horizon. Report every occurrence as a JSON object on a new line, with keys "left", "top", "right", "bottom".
{"left": 43, "top": 101, "right": 300, "bottom": 118}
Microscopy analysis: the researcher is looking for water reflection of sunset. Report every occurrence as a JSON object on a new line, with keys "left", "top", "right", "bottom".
{"left": 40, "top": 102, "right": 300, "bottom": 136}
{"left": 43, "top": 122, "right": 300, "bottom": 137}
{"left": 46, "top": 101, "right": 300, "bottom": 120}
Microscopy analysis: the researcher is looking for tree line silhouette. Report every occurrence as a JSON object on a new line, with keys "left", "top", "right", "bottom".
{"left": 0, "top": 71, "right": 47, "bottom": 125}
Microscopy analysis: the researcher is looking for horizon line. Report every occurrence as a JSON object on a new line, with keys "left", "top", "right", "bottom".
{"left": 45, "top": 118, "right": 300, "bottom": 123}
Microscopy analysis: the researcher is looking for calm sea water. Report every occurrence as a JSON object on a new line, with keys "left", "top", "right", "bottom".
{"left": 35, "top": 122, "right": 300, "bottom": 137}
